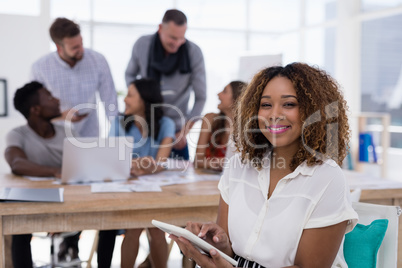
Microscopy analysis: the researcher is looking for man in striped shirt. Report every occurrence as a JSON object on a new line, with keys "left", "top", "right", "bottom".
{"left": 30, "top": 17, "right": 118, "bottom": 138}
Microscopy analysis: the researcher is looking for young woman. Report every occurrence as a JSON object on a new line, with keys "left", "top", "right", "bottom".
{"left": 194, "top": 81, "right": 246, "bottom": 171}
{"left": 97, "top": 78, "right": 175, "bottom": 268}
{"left": 171, "top": 63, "right": 358, "bottom": 267}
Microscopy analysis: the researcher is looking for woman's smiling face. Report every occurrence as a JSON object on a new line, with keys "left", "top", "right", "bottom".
{"left": 258, "top": 76, "right": 302, "bottom": 150}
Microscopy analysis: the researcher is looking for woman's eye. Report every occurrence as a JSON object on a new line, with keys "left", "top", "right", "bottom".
{"left": 284, "top": 102, "right": 297, "bottom": 107}
{"left": 261, "top": 103, "right": 271, "bottom": 108}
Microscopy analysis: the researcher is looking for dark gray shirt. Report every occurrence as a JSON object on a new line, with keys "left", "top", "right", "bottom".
{"left": 125, "top": 34, "right": 207, "bottom": 131}
{"left": 5, "top": 123, "right": 71, "bottom": 167}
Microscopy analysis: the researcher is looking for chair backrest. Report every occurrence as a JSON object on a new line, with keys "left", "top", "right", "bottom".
{"left": 352, "top": 202, "right": 401, "bottom": 268}
{"left": 350, "top": 188, "right": 362, "bottom": 202}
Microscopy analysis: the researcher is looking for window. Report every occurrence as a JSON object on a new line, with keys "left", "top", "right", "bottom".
{"left": 304, "top": 27, "right": 336, "bottom": 75}
{"left": 249, "top": 0, "right": 300, "bottom": 32}
{"left": 249, "top": 32, "right": 300, "bottom": 65}
{"left": 306, "top": 0, "right": 337, "bottom": 25}
{"left": 0, "top": 0, "right": 40, "bottom": 16}
{"left": 361, "top": 0, "right": 402, "bottom": 12}
{"left": 93, "top": 0, "right": 173, "bottom": 24}
{"left": 361, "top": 14, "right": 402, "bottom": 148}
{"left": 177, "top": 0, "right": 246, "bottom": 30}
{"left": 50, "top": 0, "right": 91, "bottom": 20}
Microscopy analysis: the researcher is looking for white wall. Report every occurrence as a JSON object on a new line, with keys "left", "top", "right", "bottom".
{"left": 0, "top": 13, "right": 51, "bottom": 172}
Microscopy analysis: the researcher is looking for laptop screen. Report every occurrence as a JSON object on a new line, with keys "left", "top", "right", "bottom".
{"left": 61, "top": 137, "right": 134, "bottom": 184}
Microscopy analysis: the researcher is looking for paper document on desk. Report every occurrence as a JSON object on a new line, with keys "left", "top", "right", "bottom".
{"left": 0, "top": 187, "right": 64, "bottom": 202}
{"left": 139, "top": 169, "right": 221, "bottom": 185}
{"left": 90, "top": 181, "right": 162, "bottom": 193}
{"left": 91, "top": 183, "right": 132, "bottom": 193}
{"left": 192, "top": 173, "right": 222, "bottom": 181}
{"left": 130, "top": 181, "right": 162, "bottom": 192}
{"left": 139, "top": 170, "right": 195, "bottom": 186}
{"left": 159, "top": 159, "right": 192, "bottom": 171}
{"left": 25, "top": 176, "right": 56, "bottom": 181}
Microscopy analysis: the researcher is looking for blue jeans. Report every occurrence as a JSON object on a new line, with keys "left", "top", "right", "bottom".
{"left": 170, "top": 144, "right": 189, "bottom": 160}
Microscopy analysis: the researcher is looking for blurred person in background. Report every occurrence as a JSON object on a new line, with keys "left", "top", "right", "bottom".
{"left": 194, "top": 81, "right": 246, "bottom": 171}
{"left": 125, "top": 9, "right": 206, "bottom": 161}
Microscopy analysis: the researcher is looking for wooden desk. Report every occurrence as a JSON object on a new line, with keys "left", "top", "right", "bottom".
{"left": 2, "top": 171, "right": 402, "bottom": 267}
{"left": 0, "top": 174, "right": 221, "bottom": 267}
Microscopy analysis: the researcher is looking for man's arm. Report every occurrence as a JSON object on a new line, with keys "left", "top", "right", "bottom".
{"left": 173, "top": 44, "right": 206, "bottom": 150}
{"left": 186, "top": 43, "right": 207, "bottom": 122}
{"left": 97, "top": 54, "right": 119, "bottom": 118}
{"left": 125, "top": 40, "right": 142, "bottom": 87}
{"left": 5, "top": 147, "right": 61, "bottom": 178}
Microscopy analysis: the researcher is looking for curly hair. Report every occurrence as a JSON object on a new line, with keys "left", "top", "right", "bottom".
{"left": 233, "top": 62, "right": 350, "bottom": 171}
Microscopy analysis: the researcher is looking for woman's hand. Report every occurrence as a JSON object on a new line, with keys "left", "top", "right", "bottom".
{"left": 170, "top": 234, "right": 235, "bottom": 268}
{"left": 130, "top": 156, "right": 158, "bottom": 176}
{"left": 186, "top": 222, "right": 232, "bottom": 255}
{"left": 169, "top": 221, "right": 234, "bottom": 267}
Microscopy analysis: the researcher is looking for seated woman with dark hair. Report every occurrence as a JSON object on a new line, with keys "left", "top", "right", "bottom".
{"left": 97, "top": 78, "right": 175, "bottom": 268}
{"left": 194, "top": 80, "right": 246, "bottom": 171}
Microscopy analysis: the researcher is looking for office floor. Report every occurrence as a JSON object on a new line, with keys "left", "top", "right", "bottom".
{"left": 31, "top": 230, "right": 183, "bottom": 268}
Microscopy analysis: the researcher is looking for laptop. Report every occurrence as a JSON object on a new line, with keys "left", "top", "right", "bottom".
{"left": 61, "top": 137, "right": 133, "bottom": 184}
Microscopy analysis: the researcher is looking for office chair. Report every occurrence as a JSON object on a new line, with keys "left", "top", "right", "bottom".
{"left": 349, "top": 202, "right": 401, "bottom": 268}
{"left": 350, "top": 188, "right": 361, "bottom": 202}
{"left": 33, "top": 231, "right": 83, "bottom": 268}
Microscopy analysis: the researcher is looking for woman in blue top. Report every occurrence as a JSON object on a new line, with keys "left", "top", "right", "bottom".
{"left": 109, "top": 79, "right": 175, "bottom": 177}
{"left": 97, "top": 78, "right": 175, "bottom": 268}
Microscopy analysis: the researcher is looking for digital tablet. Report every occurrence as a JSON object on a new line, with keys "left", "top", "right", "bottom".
{"left": 152, "top": 220, "right": 238, "bottom": 266}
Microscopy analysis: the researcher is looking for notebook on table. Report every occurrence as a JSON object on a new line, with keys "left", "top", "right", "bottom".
{"left": 0, "top": 187, "right": 64, "bottom": 202}
{"left": 61, "top": 136, "right": 133, "bottom": 184}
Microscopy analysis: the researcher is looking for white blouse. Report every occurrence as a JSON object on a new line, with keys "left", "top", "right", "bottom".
{"left": 218, "top": 153, "right": 358, "bottom": 267}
